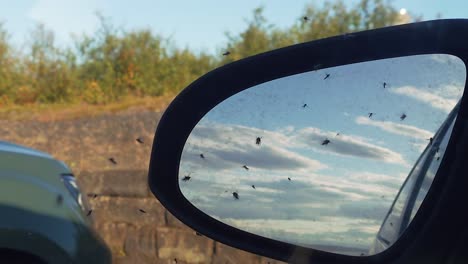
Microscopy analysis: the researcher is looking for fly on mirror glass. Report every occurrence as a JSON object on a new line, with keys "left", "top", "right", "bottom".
{"left": 178, "top": 54, "right": 466, "bottom": 256}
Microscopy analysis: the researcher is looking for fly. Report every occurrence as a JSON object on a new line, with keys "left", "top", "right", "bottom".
{"left": 87, "top": 210, "right": 93, "bottom": 216}
{"left": 313, "top": 64, "right": 322, "bottom": 71}
{"left": 136, "top": 137, "right": 144, "bottom": 144}
{"left": 233, "top": 192, "right": 239, "bottom": 200}
{"left": 242, "top": 165, "right": 249, "bottom": 170}
{"left": 322, "top": 139, "right": 330, "bottom": 145}
{"left": 288, "top": 177, "right": 291, "bottom": 181}
{"left": 222, "top": 51, "right": 231, "bottom": 56}
{"left": 200, "top": 153, "right": 205, "bottom": 159}
{"left": 256, "top": 137, "right": 262, "bottom": 145}
{"left": 182, "top": 173, "right": 191, "bottom": 181}
{"left": 368, "top": 112, "right": 374, "bottom": 118}
{"left": 251, "top": 185, "right": 256, "bottom": 189}
{"left": 139, "top": 209, "right": 147, "bottom": 213}
{"left": 383, "top": 82, "right": 387, "bottom": 88}
{"left": 108, "top": 157, "right": 117, "bottom": 165}
{"left": 400, "top": 113, "right": 407, "bottom": 121}
{"left": 56, "top": 194, "right": 63, "bottom": 205}
{"left": 302, "top": 103, "right": 308, "bottom": 108}
{"left": 324, "top": 73, "right": 330, "bottom": 80}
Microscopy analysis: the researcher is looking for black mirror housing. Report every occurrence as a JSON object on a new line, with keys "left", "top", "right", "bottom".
{"left": 149, "top": 19, "right": 468, "bottom": 263}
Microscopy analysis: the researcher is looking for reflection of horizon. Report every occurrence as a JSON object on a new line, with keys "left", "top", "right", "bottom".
{"left": 179, "top": 54, "right": 466, "bottom": 254}
{"left": 211, "top": 215, "right": 377, "bottom": 255}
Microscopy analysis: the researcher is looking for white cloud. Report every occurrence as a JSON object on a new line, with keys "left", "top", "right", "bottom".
{"left": 430, "top": 54, "right": 463, "bottom": 65}
{"left": 355, "top": 116, "right": 433, "bottom": 139}
{"left": 293, "top": 127, "right": 407, "bottom": 165}
{"left": 390, "top": 86, "right": 459, "bottom": 113}
{"left": 216, "top": 216, "right": 380, "bottom": 255}
{"left": 439, "top": 84, "right": 465, "bottom": 98}
{"left": 183, "top": 123, "right": 326, "bottom": 172}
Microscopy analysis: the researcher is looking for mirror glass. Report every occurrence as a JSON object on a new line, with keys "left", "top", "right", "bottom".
{"left": 178, "top": 54, "right": 466, "bottom": 256}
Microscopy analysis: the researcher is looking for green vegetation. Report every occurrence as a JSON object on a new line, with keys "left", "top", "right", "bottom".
{"left": 0, "top": 0, "right": 416, "bottom": 108}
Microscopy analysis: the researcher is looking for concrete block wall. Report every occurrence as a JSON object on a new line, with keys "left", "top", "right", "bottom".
{"left": 0, "top": 110, "right": 285, "bottom": 264}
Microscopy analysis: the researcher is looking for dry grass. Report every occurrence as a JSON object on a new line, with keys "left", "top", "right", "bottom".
{"left": 0, "top": 95, "right": 175, "bottom": 122}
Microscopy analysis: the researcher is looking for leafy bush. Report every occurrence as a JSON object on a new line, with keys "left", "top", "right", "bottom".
{"left": 0, "top": 0, "right": 414, "bottom": 106}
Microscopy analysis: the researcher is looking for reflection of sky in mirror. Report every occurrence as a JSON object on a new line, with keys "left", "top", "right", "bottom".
{"left": 179, "top": 54, "right": 466, "bottom": 255}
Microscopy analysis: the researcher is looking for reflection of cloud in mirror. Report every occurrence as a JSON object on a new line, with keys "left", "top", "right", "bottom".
{"left": 430, "top": 54, "right": 463, "bottom": 65}
{"left": 215, "top": 216, "right": 380, "bottom": 252}
{"left": 182, "top": 169, "right": 404, "bottom": 221}
{"left": 390, "top": 86, "right": 459, "bottom": 112}
{"left": 355, "top": 116, "right": 433, "bottom": 139}
{"left": 184, "top": 123, "right": 326, "bottom": 172}
{"left": 293, "top": 127, "right": 407, "bottom": 165}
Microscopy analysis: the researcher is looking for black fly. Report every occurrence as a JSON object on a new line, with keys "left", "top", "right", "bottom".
{"left": 428, "top": 137, "right": 433, "bottom": 144}
{"left": 56, "top": 194, "right": 63, "bottom": 205}
{"left": 288, "top": 177, "right": 291, "bottom": 181}
{"left": 108, "top": 157, "right": 117, "bottom": 165}
{"left": 383, "top": 82, "right": 387, "bottom": 89}
{"left": 242, "top": 165, "right": 249, "bottom": 170}
{"left": 86, "top": 210, "right": 93, "bottom": 216}
{"left": 222, "top": 51, "right": 231, "bottom": 56}
{"left": 233, "top": 192, "right": 239, "bottom": 200}
{"left": 324, "top": 73, "right": 330, "bottom": 80}
{"left": 88, "top": 193, "right": 98, "bottom": 198}
{"left": 400, "top": 113, "right": 407, "bottom": 121}
{"left": 368, "top": 112, "right": 374, "bottom": 118}
{"left": 303, "top": 16, "right": 309, "bottom": 21}
{"left": 321, "top": 139, "right": 331, "bottom": 145}
{"left": 139, "top": 209, "right": 147, "bottom": 213}
{"left": 136, "top": 137, "right": 144, "bottom": 144}
{"left": 182, "top": 174, "right": 191, "bottom": 181}
{"left": 200, "top": 153, "right": 205, "bottom": 159}
{"left": 251, "top": 185, "right": 256, "bottom": 189}
{"left": 302, "top": 103, "right": 308, "bottom": 108}
{"left": 256, "top": 137, "right": 262, "bottom": 145}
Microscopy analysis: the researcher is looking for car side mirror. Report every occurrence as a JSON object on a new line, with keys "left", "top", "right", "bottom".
{"left": 149, "top": 19, "right": 468, "bottom": 263}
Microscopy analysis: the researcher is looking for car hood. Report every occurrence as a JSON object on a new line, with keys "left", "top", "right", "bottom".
{"left": 0, "top": 141, "right": 54, "bottom": 160}
{"left": 0, "top": 140, "right": 72, "bottom": 186}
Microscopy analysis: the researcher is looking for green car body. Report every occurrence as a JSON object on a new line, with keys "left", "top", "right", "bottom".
{"left": 0, "top": 141, "right": 111, "bottom": 264}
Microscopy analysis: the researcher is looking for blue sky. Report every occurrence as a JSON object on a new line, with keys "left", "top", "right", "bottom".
{"left": 0, "top": 1, "right": 466, "bottom": 54}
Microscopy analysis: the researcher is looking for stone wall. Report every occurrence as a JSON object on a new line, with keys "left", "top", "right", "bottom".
{"left": 0, "top": 110, "right": 285, "bottom": 264}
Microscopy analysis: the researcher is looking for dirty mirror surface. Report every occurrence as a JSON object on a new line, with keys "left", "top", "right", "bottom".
{"left": 179, "top": 54, "right": 466, "bottom": 256}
